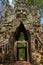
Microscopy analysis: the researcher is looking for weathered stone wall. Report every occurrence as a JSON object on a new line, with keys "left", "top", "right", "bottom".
{"left": 0, "top": 0, "right": 43, "bottom": 65}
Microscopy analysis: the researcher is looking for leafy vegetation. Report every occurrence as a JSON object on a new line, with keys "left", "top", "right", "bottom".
{"left": 19, "top": 32, "right": 25, "bottom": 41}
{"left": 26, "top": 0, "right": 43, "bottom": 8}
{"left": 2, "top": 0, "right": 43, "bottom": 8}
{"left": 18, "top": 48, "right": 26, "bottom": 60}
{"left": 12, "top": 0, "right": 43, "bottom": 8}
{"left": 17, "top": 32, "right": 26, "bottom": 60}
{"left": 2, "top": 0, "right": 9, "bottom": 6}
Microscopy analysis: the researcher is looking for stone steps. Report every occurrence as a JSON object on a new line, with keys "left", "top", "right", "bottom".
{"left": 14, "top": 61, "right": 31, "bottom": 65}
{"left": 0, "top": 61, "right": 31, "bottom": 65}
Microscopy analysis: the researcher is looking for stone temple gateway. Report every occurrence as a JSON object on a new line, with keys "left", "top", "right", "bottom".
{"left": 0, "top": 0, "right": 43, "bottom": 65}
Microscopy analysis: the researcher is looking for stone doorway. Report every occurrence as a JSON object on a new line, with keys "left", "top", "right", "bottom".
{"left": 14, "top": 41, "right": 29, "bottom": 61}
{"left": 17, "top": 43, "right": 27, "bottom": 61}
{"left": 17, "top": 47, "right": 27, "bottom": 61}
{"left": 13, "top": 22, "right": 31, "bottom": 62}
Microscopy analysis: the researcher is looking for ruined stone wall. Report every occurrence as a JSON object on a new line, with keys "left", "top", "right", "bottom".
{"left": 0, "top": 0, "right": 43, "bottom": 64}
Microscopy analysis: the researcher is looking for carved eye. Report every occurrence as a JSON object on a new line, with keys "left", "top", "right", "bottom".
{"left": 22, "top": 10, "right": 25, "bottom": 12}
{"left": 16, "top": 14, "right": 20, "bottom": 18}
{"left": 18, "top": 9, "right": 21, "bottom": 12}
{"left": 15, "top": 9, "right": 21, "bottom": 13}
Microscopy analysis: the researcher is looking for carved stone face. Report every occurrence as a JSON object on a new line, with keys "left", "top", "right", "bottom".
{"left": 30, "top": 6, "right": 38, "bottom": 16}
{"left": 15, "top": 8, "right": 27, "bottom": 19}
{"left": 31, "top": 9, "right": 37, "bottom": 16}
{"left": 30, "top": 6, "right": 40, "bottom": 22}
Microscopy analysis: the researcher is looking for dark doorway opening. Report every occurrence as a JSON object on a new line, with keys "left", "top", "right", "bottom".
{"left": 14, "top": 22, "right": 29, "bottom": 41}
{"left": 17, "top": 47, "right": 27, "bottom": 61}
{"left": 13, "top": 22, "right": 31, "bottom": 62}
{"left": 17, "top": 42, "right": 27, "bottom": 61}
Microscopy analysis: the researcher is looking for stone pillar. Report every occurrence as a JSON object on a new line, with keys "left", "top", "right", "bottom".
{"left": 2, "top": 45, "right": 5, "bottom": 63}
{"left": 14, "top": 41, "right": 17, "bottom": 61}
{"left": 31, "top": 34, "right": 35, "bottom": 52}
{"left": 2, "top": 46, "right": 4, "bottom": 55}
{"left": 31, "top": 34, "right": 36, "bottom": 63}
{"left": 27, "top": 41, "right": 29, "bottom": 62}
{"left": 7, "top": 44, "right": 8, "bottom": 54}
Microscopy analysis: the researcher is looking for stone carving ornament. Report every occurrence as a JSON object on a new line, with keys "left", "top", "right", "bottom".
{"left": 0, "top": 34, "right": 3, "bottom": 42}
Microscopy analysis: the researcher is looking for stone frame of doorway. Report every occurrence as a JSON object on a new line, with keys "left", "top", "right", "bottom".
{"left": 14, "top": 41, "right": 29, "bottom": 61}
{"left": 12, "top": 22, "right": 32, "bottom": 63}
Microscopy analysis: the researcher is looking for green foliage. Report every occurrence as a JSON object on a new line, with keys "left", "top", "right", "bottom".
{"left": 12, "top": 0, "right": 17, "bottom": 5}
{"left": 27, "top": 0, "right": 43, "bottom": 8}
{"left": 19, "top": 48, "right": 26, "bottom": 60}
{"left": 17, "top": 43, "right": 26, "bottom": 60}
{"left": 19, "top": 32, "right": 25, "bottom": 41}
{"left": 12, "top": 0, "right": 43, "bottom": 8}
{"left": 26, "top": 0, "right": 34, "bottom": 5}
{"left": 17, "top": 43, "right": 26, "bottom": 47}
{"left": 2, "top": 0, "right": 9, "bottom": 6}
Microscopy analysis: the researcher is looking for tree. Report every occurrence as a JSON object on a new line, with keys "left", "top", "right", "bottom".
{"left": 2, "top": 0, "right": 9, "bottom": 6}
{"left": 12, "top": 0, "right": 43, "bottom": 8}
{"left": 27, "top": 0, "right": 43, "bottom": 8}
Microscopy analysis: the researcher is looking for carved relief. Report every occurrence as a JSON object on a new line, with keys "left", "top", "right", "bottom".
{"left": 0, "top": 0, "right": 43, "bottom": 64}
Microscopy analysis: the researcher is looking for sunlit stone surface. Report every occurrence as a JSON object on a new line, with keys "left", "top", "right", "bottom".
{"left": 0, "top": 0, "right": 43, "bottom": 65}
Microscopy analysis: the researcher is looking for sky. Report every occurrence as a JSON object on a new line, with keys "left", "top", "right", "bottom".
{"left": 40, "top": 9, "right": 43, "bottom": 24}
{"left": 9, "top": 0, "right": 14, "bottom": 7}
{"left": 40, "top": 17, "right": 43, "bottom": 24}
{"left": 9, "top": 0, "right": 12, "bottom": 5}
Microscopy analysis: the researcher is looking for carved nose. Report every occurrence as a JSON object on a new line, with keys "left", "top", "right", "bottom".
{"left": 21, "top": 10, "right": 22, "bottom": 13}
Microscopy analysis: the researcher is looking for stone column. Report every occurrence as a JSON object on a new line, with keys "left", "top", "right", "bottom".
{"left": 14, "top": 41, "right": 17, "bottom": 61}
{"left": 2, "top": 45, "right": 5, "bottom": 63}
{"left": 7, "top": 44, "right": 8, "bottom": 54}
{"left": 2, "top": 46, "right": 4, "bottom": 55}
